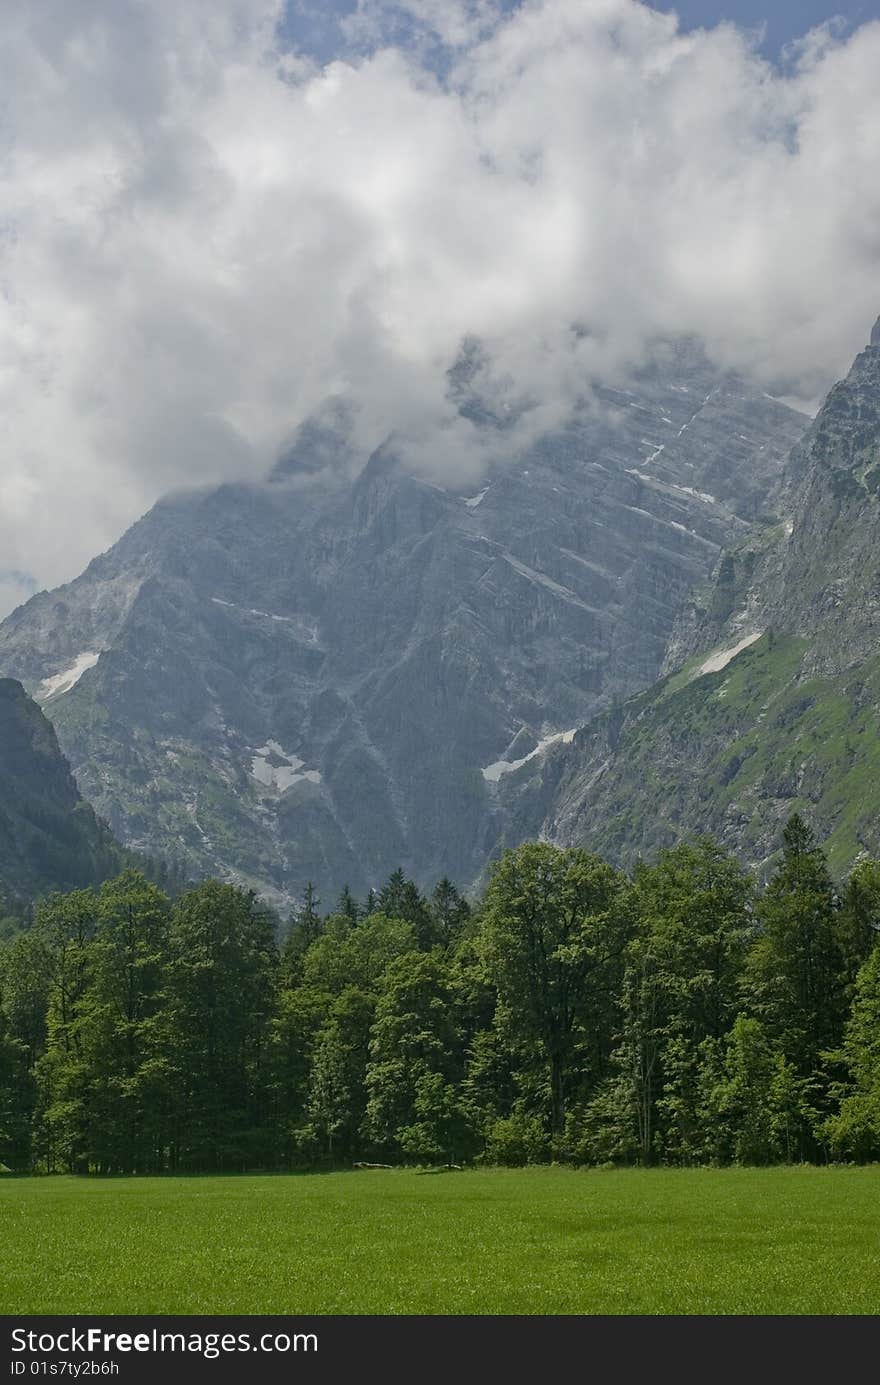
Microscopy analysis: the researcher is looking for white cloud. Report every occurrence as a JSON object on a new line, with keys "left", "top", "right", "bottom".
{"left": 1, "top": 0, "right": 879, "bottom": 616}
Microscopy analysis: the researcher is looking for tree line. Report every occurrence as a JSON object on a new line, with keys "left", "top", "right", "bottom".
{"left": 1, "top": 815, "right": 879, "bottom": 1174}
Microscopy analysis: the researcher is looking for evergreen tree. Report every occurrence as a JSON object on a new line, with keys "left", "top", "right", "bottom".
{"left": 337, "top": 885, "right": 360, "bottom": 925}
{"left": 430, "top": 878, "right": 470, "bottom": 946}
{"left": 378, "top": 869, "right": 436, "bottom": 948}
{"left": 745, "top": 815, "right": 845, "bottom": 1155}
{"left": 35, "top": 875, "right": 170, "bottom": 1174}
{"left": 30, "top": 889, "right": 100, "bottom": 1173}
{"left": 632, "top": 841, "right": 753, "bottom": 1164}
{"left": 82, "top": 872, "right": 170, "bottom": 1173}
{"left": 162, "top": 881, "right": 278, "bottom": 1171}
{"left": 280, "top": 882, "right": 323, "bottom": 983}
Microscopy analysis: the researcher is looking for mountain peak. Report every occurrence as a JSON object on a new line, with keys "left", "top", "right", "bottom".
{"left": 871, "top": 316, "right": 880, "bottom": 349}
{"left": 0, "top": 357, "right": 808, "bottom": 902}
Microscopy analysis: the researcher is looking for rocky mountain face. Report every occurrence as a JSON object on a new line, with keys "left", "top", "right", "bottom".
{"left": 0, "top": 348, "right": 806, "bottom": 904}
{"left": 0, "top": 680, "right": 122, "bottom": 903}
{"left": 528, "top": 318, "right": 880, "bottom": 877}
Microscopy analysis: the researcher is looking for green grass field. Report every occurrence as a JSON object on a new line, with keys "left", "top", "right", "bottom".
{"left": 3, "top": 1166, "right": 880, "bottom": 1315}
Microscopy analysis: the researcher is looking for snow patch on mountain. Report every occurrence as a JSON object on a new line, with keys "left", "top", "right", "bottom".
{"left": 251, "top": 741, "right": 322, "bottom": 792}
{"left": 699, "top": 631, "right": 763, "bottom": 676}
{"left": 482, "top": 729, "right": 577, "bottom": 783}
{"left": 677, "top": 484, "right": 718, "bottom": 505}
{"left": 212, "top": 596, "right": 293, "bottom": 623}
{"left": 36, "top": 651, "right": 102, "bottom": 702}
{"left": 463, "top": 486, "right": 490, "bottom": 509}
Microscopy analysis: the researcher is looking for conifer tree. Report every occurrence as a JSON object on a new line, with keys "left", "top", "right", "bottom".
{"left": 744, "top": 815, "right": 845, "bottom": 1157}
{"left": 163, "top": 881, "right": 278, "bottom": 1171}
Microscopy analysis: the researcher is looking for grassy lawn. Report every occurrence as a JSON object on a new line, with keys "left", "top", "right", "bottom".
{"left": 2, "top": 1165, "right": 880, "bottom": 1315}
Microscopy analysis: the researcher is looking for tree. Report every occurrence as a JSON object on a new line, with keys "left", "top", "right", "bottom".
{"left": 629, "top": 841, "right": 754, "bottom": 1164}
{"left": 430, "top": 878, "right": 470, "bottom": 946}
{"left": 398, "top": 1070, "right": 475, "bottom": 1166}
{"left": 836, "top": 859, "right": 880, "bottom": 1001}
{"left": 273, "top": 911, "right": 418, "bottom": 1166}
{"left": 825, "top": 943, "right": 880, "bottom": 1160}
{"left": 378, "top": 869, "right": 436, "bottom": 949}
{"left": 163, "top": 881, "right": 278, "bottom": 1171}
{"left": 34, "top": 874, "right": 170, "bottom": 1174}
{"left": 706, "top": 1016, "right": 818, "bottom": 1166}
{"left": 281, "top": 882, "right": 323, "bottom": 982}
{"left": 305, "top": 988, "right": 374, "bottom": 1161}
{"left": 364, "top": 952, "right": 466, "bottom": 1158}
{"left": 746, "top": 815, "right": 845, "bottom": 1151}
{"left": 0, "top": 984, "right": 29, "bottom": 1170}
{"left": 301, "top": 913, "right": 416, "bottom": 996}
{"left": 337, "top": 885, "right": 360, "bottom": 925}
{"left": 480, "top": 843, "right": 629, "bottom": 1138}
{"left": 28, "top": 889, "right": 100, "bottom": 1173}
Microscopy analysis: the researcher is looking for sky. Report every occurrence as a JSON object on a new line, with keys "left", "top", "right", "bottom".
{"left": 282, "top": 0, "right": 880, "bottom": 61}
{"left": 1, "top": 0, "right": 879, "bottom": 617}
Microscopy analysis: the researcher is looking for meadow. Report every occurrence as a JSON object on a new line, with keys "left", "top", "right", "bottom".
{"left": 3, "top": 1166, "right": 880, "bottom": 1315}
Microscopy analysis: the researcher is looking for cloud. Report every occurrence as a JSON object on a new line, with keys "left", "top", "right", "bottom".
{"left": 0, "top": 572, "right": 37, "bottom": 621}
{"left": 1, "top": 0, "right": 879, "bottom": 616}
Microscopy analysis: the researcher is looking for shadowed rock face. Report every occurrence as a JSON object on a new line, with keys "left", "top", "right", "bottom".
{"left": 0, "top": 679, "right": 122, "bottom": 901}
{"left": 0, "top": 352, "right": 806, "bottom": 905}
{"left": 529, "top": 320, "right": 880, "bottom": 878}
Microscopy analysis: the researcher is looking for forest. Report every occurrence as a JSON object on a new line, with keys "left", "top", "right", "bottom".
{"left": 2, "top": 814, "right": 879, "bottom": 1175}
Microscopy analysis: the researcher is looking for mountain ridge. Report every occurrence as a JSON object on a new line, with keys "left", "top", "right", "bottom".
{"left": 0, "top": 351, "right": 807, "bottom": 902}
{"left": 0, "top": 678, "right": 124, "bottom": 904}
{"left": 522, "top": 316, "right": 880, "bottom": 876}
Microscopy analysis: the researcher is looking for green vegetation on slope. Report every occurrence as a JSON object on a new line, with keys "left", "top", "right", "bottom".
{"left": 559, "top": 634, "right": 880, "bottom": 876}
{"left": 3, "top": 1167, "right": 880, "bottom": 1315}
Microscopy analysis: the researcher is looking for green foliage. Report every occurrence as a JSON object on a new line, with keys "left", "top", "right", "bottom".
{"left": 825, "top": 945, "right": 880, "bottom": 1159}
{"left": 302, "top": 988, "right": 374, "bottom": 1161}
{"left": 564, "top": 632, "right": 880, "bottom": 881}
{"left": 163, "top": 880, "right": 278, "bottom": 1171}
{"left": 37, "top": 873, "right": 170, "bottom": 1175}
{"left": 481, "top": 843, "right": 630, "bottom": 1135}
{"left": 377, "top": 868, "right": 437, "bottom": 949}
{"left": 618, "top": 840, "right": 755, "bottom": 1165}
{"left": 482, "top": 1111, "right": 550, "bottom": 1166}
{"left": 836, "top": 859, "right": 880, "bottom": 1000}
{"left": 364, "top": 951, "right": 466, "bottom": 1158}
{"left": 2, "top": 822, "right": 879, "bottom": 1174}
{"left": 743, "top": 815, "right": 844, "bottom": 1156}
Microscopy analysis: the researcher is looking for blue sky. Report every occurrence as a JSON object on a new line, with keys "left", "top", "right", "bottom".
{"left": 281, "top": 0, "right": 880, "bottom": 63}
{"left": 667, "top": 0, "right": 879, "bottom": 52}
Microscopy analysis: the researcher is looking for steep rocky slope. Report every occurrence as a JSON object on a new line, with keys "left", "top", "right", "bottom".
{"left": 527, "top": 318, "right": 880, "bottom": 876}
{"left": 0, "top": 680, "right": 123, "bottom": 903}
{"left": 0, "top": 349, "right": 805, "bottom": 902}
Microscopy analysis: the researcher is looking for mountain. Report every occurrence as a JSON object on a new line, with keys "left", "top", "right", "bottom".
{"left": 0, "top": 346, "right": 806, "bottom": 904}
{"left": 525, "top": 318, "right": 880, "bottom": 877}
{"left": 0, "top": 679, "right": 123, "bottom": 904}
